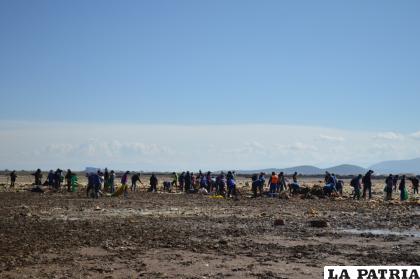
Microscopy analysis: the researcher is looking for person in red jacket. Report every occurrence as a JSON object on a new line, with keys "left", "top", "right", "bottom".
{"left": 268, "top": 172, "right": 279, "bottom": 197}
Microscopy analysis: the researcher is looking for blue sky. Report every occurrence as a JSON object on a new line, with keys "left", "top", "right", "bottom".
{"left": 0, "top": 1, "right": 419, "bottom": 170}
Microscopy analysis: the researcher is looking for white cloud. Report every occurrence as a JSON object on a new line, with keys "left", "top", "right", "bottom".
{"left": 42, "top": 140, "right": 172, "bottom": 159}
{"left": 276, "top": 142, "right": 318, "bottom": 152}
{"left": 319, "top": 135, "right": 345, "bottom": 142}
{"left": 44, "top": 143, "right": 75, "bottom": 155}
{"left": 410, "top": 131, "right": 420, "bottom": 140}
{"left": 373, "top": 132, "right": 404, "bottom": 141}
{"left": 0, "top": 121, "right": 419, "bottom": 171}
{"left": 222, "top": 141, "right": 267, "bottom": 156}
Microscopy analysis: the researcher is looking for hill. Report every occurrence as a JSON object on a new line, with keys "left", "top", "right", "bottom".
{"left": 238, "top": 164, "right": 365, "bottom": 175}
{"left": 325, "top": 164, "right": 367, "bottom": 175}
{"left": 370, "top": 158, "right": 420, "bottom": 174}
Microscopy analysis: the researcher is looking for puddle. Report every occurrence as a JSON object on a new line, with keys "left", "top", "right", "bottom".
{"left": 339, "top": 228, "right": 420, "bottom": 238}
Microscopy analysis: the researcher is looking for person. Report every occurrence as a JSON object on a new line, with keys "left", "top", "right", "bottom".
{"left": 227, "top": 176, "right": 237, "bottom": 198}
{"left": 362, "top": 170, "right": 374, "bottom": 199}
{"left": 32, "top": 169, "right": 43, "bottom": 185}
{"left": 331, "top": 173, "right": 338, "bottom": 187}
{"left": 216, "top": 172, "right": 226, "bottom": 195}
{"left": 210, "top": 175, "right": 217, "bottom": 193}
{"left": 172, "top": 172, "right": 179, "bottom": 189}
{"left": 258, "top": 172, "right": 266, "bottom": 193}
{"left": 336, "top": 180, "right": 344, "bottom": 196}
{"left": 97, "top": 171, "right": 104, "bottom": 196}
{"left": 191, "top": 172, "right": 197, "bottom": 189}
{"left": 85, "top": 173, "right": 91, "bottom": 196}
{"left": 70, "top": 172, "right": 78, "bottom": 192}
{"left": 251, "top": 174, "right": 260, "bottom": 198}
{"left": 149, "top": 173, "right": 158, "bottom": 192}
{"left": 185, "top": 171, "right": 191, "bottom": 192}
{"left": 324, "top": 172, "right": 337, "bottom": 196}
{"left": 53, "top": 169, "right": 63, "bottom": 190}
{"left": 267, "top": 172, "right": 279, "bottom": 197}
{"left": 278, "top": 172, "right": 287, "bottom": 192}
{"left": 179, "top": 172, "right": 185, "bottom": 191}
{"left": 227, "top": 171, "right": 234, "bottom": 181}
{"left": 121, "top": 171, "right": 130, "bottom": 198}
{"left": 399, "top": 175, "right": 408, "bottom": 201}
{"left": 392, "top": 175, "right": 399, "bottom": 192}
{"left": 384, "top": 174, "right": 393, "bottom": 201}
{"left": 65, "top": 169, "right": 72, "bottom": 192}
{"left": 251, "top": 172, "right": 265, "bottom": 198}
{"left": 200, "top": 174, "right": 208, "bottom": 189}
{"left": 249, "top": 172, "right": 265, "bottom": 197}
{"left": 90, "top": 171, "right": 102, "bottom": 198}
{"left": 104, "top": 168, "right": 110, "bottom": 191}
{"left": 10, "top": 171, "right": 17, "bottom": 187}
{"left": 47, "top": 170, "right": 55, "bottom": 187}
{"left": 109, "top": 170, "right": 115, "bottom": 193}
{"left": 131, "top": 173, "right": 143, "bottom": 192}
{"left": 162, "top": 180, "right": 171, "bottom": 192}
{"left": 350, "top": 174, "right": 362, "bottom": 200}
{"left": 290, "top": 172, "right": 300, "bottom": 194}
{"left": 86, "top": 171, "right": 99, "bottom": 198}
{"left": 408, "top": 177, "right": 419, "bottom": 195}
{"left": 206, "top": 171, "right": 212, "bottom": 192}
{"left": 324, "top": 171, "right": 331, "bottom": 184}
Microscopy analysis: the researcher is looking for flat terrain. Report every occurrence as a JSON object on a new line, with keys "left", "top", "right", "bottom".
{"left": 0, "top": 176, "right": 419, "bottom": 278}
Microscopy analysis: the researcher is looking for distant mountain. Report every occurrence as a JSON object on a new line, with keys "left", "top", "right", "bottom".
{"left": 238, "top": 165, "right": 321, "bottom": 175}
{"left": 370, "top": 158, "right": 420, "bottom": 175}
{"left": 237, "top": 159, "right": 420, "bottom": 176}
{"left": 238, "top": 164, "right": 363, "bottom": 175}
{"left": 325, "top": 164, "right": 367, "bottom": 175}
{"left": 280, "top": 165, "right": 323, "bottom": 175}
{"left": 85, "top": 167, "right": 100, "bottom": 174}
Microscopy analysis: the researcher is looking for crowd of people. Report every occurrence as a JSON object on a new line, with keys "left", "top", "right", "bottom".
{"left": 26, "top": 168, "right": 78, "bottom": 192}
{"left": 4, "top": 168, "right": 420, "bottom": 201}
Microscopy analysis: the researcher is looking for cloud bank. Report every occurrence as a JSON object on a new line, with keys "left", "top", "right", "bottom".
{"left": 0, "top": 121, "right": 419, "bottom": 171}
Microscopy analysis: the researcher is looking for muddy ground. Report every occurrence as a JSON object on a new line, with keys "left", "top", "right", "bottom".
{"left": 0, "top": 176, "right": 419, "bottom": 279}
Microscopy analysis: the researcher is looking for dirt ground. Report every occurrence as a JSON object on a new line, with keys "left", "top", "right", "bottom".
{"left": 0, "top": 175, "right": 419, "bottom": 279}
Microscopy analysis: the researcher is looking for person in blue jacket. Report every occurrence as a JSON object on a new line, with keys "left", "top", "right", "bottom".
{"left": 227, "top": 177, "right": 237, "bottom": 198}
{"left": 323, "top": 172, "right": 337, "bottom": 196}
{"left": 200, "top": 175, "right": 208, "bottom": 189}
{"left": 87, "top": 171, "right": 102, "bottom": 198}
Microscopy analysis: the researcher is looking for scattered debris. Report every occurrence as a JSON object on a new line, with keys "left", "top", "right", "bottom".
{"left": 279, "top": 192, "right": 289, "bottom": 200}
{"left": 274, "top": 219, "right": 285, "bottom": 226}
{"left": 307, "top": 208, "right": 319, "bottom": 216}
{"left": 309, "top": 220, "right": 329, "bottom": 228}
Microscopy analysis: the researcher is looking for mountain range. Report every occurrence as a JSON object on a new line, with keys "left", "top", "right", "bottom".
{"left": 369, "top": 158, "right": 420, "bottom": 175}
{"left": 239, "top": 158, "right": 420, "bottom": 175}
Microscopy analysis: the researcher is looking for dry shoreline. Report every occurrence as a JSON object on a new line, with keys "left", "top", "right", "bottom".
{"left": 0, "top": 177, "right": 419, "bottom": 278}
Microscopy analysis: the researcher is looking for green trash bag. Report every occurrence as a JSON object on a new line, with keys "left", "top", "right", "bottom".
{"left": 402, "top": 188, "right": 409, "bottom": 201}
{"left": 71, "top": 175, "right": 78, "bottom": 192}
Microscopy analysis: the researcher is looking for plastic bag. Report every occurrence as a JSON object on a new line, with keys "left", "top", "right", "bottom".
{"left": 403, "top": 188, "right": 409, "bottom": 201}
{"left": 71, "top": 175, "right": 78, "bottom": 192}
